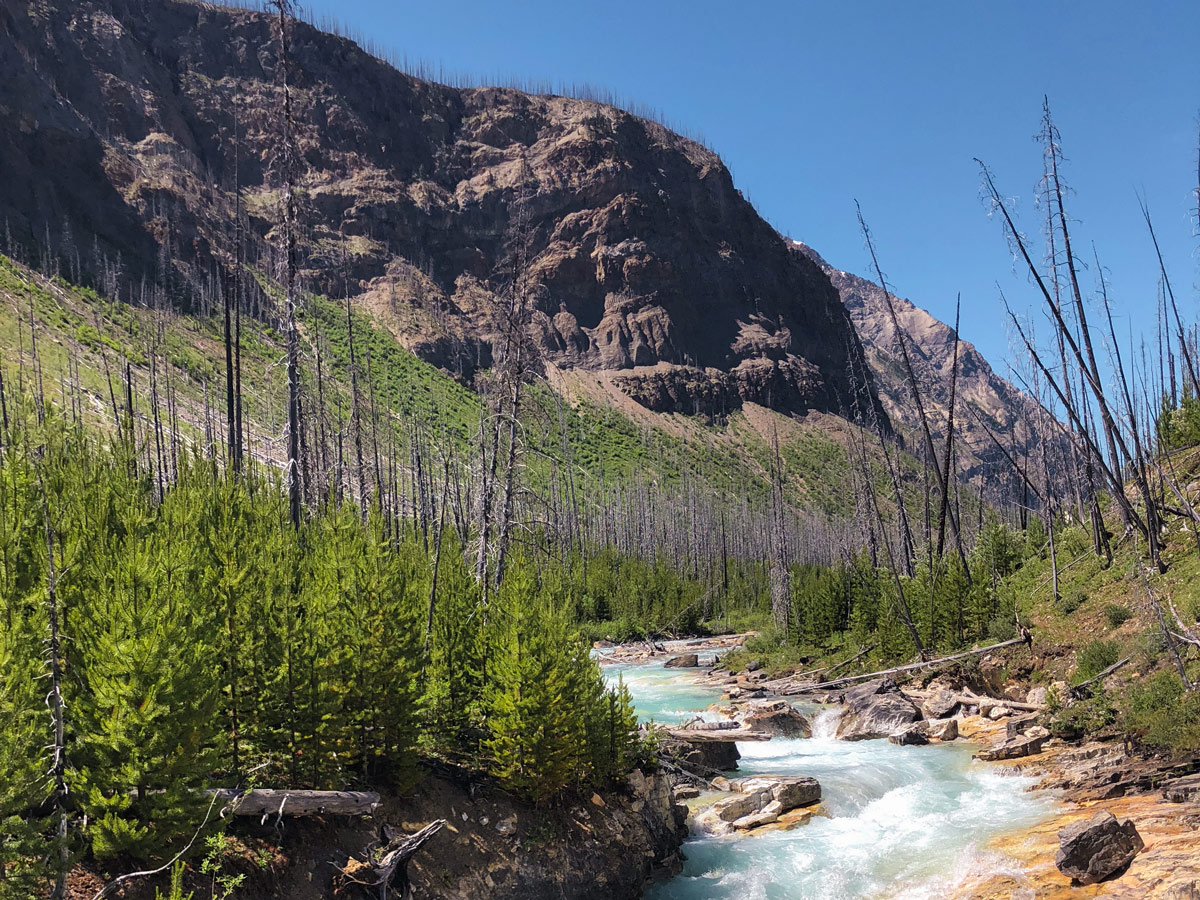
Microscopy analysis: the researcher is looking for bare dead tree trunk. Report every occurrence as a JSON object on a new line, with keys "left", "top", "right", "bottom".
{"left": 272, "top": 0, "right": 303, "bottom": 528}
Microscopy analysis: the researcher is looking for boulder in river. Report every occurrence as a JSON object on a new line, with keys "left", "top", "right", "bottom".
{"left": 694, "top": 775, "right": 821, "bottom": 834}
{"left": 921, "top": 689, "right": 960, "bottom": 720}
{"left": 728, "top": 775, "right": 821, "bottom": 812}
{"left": 1055, "top": 811, "right": 1143, "bottom": 885}
{"left": 664, "top": 653, "right": 700, "bottom": 668}
{"left": 927, "top": 718, "right": 958, "bottom": 742}
{"left": 888, "top": 723, "right": 930, "bottom": 746}
{"left": 837, "top": 679, "right": 923, "bottom": 741}
{"left": 741, "top": 700, "right": 812, "bottom": 737}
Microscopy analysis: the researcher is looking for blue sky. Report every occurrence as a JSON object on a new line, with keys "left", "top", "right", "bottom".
{"left": 298, "top": 0, "right": 1199, "bottom": 377}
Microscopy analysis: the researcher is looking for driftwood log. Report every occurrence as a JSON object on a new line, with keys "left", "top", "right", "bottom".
{"left": 211, "top": 788, "right": 381, "bottom": 818}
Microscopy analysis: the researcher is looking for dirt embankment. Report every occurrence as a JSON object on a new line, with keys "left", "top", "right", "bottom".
{"left": 69, "top": 765, "right": 687, "bottom": 900}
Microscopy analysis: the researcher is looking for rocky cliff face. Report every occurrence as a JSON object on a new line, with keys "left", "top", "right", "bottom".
{"left": 792, "top": 242, "right": 1049, "bottom": 481}
{"left": 0, "top": 0, "right": 884, "bottom": 424}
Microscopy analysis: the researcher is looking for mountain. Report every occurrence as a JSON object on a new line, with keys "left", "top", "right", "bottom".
{"left": 0, "top": 0, "right": 884, "bottom": 427}
{"left": 792, "top": 242, "right": 1048, "bottom": 483}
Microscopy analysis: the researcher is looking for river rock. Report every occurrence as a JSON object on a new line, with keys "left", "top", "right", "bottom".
{"left": 660, "top": 734, "right": 741, "bottom": 775}
{"left": 986, "top": 704, "right": 1014, "bottom": 720}
{"left": 928, "top": 718, "right": 958, "bottom": 741}
{"left": 921, "top": 689, "right": 960, "bottom": 720}
{"left": 975, "top": 729, "right": 1048, "bottom": 761}
{"left": 1163, "top": 774, "right": 1200, "bottom": 803}
{"left": 741, "top": 700, "right": 813, "bottom": 737}
{"left": 888, "top": 723, "right": 930, "bottom": 746}
{"left": 728, "top": 775, "right": 821, "bottom": 812}
{"left": 673, "top": 784, "right": 701, "bottom": 801}
{"left": 837, "top": 679, "right": 923, "bottom": 741}
{"left": 695, "top": 776, "right": 821, "bottom": 834}
{"left": 664, "top": 653, "right": 699, "bottom": 668}
{"left": 1055, "top": 811, "right": 1144, "bottom": 885}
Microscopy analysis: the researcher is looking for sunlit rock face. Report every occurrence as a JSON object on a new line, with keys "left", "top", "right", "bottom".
{"left": 0, "top": 0, "right": 884, "bottom": 424}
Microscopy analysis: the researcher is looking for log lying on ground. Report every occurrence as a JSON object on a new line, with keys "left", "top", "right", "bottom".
{"left": 792, "top": 637, "right": 1031, "bottom": 693}
{"left": 902, "top": 688, "right": 1044, "bottom": 713}
{"left": 1069, "top": 657, "right": 1131, "bottom": 698}
{"left": 211, "top": 789, "right": 381, "bottom": 817}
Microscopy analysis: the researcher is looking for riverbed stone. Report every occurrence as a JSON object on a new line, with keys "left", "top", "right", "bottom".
{"left": 664, "top": 653, "right": 700, "bottom": 668}
{"left": 921, "top": 689, "right": 960, "bottom": 720}
{"left": 928, "top": 718, "right": 958, "bottom": 741}
{"left": 975, "top": 730, "right": 1048, "bottom": 761}
{"left": 1163, "top": 774, "right": 1200, "bottom": 803}
{"left": 837, "top": 679, "right": 923, "bottom": 741}
{"left": 729, "top": 775, "right": 821, "bottom": 812}
{"left": 711, "top": 789, "right": 771, "bottom": 823}
{"left": 741, "top": 700, "right": 812, "bottom": 737}
{"left": 1055, "top": 810, "right": 1144, "bottom": 885}
{"left": 888, "top": 723, "right": 930, "bottom": 746}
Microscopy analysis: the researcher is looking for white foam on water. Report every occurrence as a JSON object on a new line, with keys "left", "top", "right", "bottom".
{"left": 604, "top": 653, "right": 1059, "bottom": 900}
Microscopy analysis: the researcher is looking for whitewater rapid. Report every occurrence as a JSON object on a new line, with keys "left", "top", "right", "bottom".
{"left": 604, "top": 657, "right": 1057, "bottom": 900}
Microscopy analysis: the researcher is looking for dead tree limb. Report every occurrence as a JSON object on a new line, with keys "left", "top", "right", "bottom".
{"left": 337, "top": 820, "right": 446, "bottom": 900}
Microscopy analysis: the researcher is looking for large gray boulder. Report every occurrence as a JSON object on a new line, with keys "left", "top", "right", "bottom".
{"left": 888, "top": 723, "right": 930, "bottom": 746}
{"left": 921, "top": 689, "right": 960, "bottom": 720}
{"left": 664, "top": 654, "right": 700, "bottom": 668}
{"left": 837, "top": 679, "right": 922, "bottom": 741}
{"left": 741, "top": 700, "right": 812, "bottom": 737}
{"left": 1055, "top": 811, "right": 1143, "bottom": 885}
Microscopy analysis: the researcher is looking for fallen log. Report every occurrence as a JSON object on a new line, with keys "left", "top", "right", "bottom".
{"left": 1069, "top": 657, "right": 1131, "bottom": 698}
{"left": 798, "top": 637, "right": 1030, "bottom": 693}
{"left": 211, "top": 789, "right": 381, "bottom": 818}
{"left": 903, "top": 688, "right": 1044, "bottom": 713}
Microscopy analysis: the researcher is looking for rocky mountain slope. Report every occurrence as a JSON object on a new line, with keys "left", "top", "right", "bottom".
{"left": 793, "top": 242, "right": 1048, "bottom": 482}
{"left": 0, "top": 0, "right": 883, "bottom": 425}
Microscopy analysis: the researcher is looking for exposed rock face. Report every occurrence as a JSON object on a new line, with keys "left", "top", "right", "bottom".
{"left": 792, "top": 242, "right": 1057, "bottom": 481}
{"left": 232, "top": 768, "right": 687, "bottom": 900}
{"left": 836, "top": 679, "right": 923, "bottom": 742}
{"left": 0, "top": 0, "right": 885, "bottom": 423}
{"left": 1055, "top": 811, "right": 1144, "bottom": 885}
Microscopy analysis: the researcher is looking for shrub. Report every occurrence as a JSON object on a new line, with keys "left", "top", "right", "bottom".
{"left": 1103, "top": 603, "right": 1132, "bottom": 629}
{"left": 1048, "top": 692, "right": 1115, "bottom": 741}
{"left": 1057, "top": 587, "right": 1086, "bottom": 615}
{"left": 1125, "top": 671, "right": 1200, "bottom": 755}
{"left": 1075, "top": 639, "right": 1121, "bottom": 682}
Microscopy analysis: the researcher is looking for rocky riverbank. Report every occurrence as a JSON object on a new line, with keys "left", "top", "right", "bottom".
{"left": 946, "top": 715, "right": 1200, "bottom": 899}
{"left": 637, "top": 635, "right": 1200, "bottom": 898}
